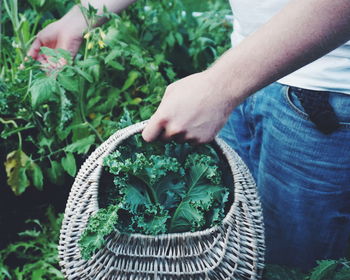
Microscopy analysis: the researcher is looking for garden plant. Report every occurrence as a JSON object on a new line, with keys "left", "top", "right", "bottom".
{"left": 0, "top": 0, "right": 349, "bottom": 279}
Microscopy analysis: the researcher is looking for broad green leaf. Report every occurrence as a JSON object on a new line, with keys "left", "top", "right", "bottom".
{"left": 4, "top": 150, "right": 31, "bottom": 195}
{"left": 58, "top": 73, "right": 79, "bottom": 92}
{"left": 61, "top": 153, "right": 77, "bottom": 177}
{"left": 169, "top": 201, "right": 204, "bottom": 233}
{"left": 119, "top": 180, "right": 152, "bottom": 213}
{"left": 30, "top": 75, "right": 58, "bottom": 107}
{"left": 65, "top": 135, "right": 96, "bottom": 154}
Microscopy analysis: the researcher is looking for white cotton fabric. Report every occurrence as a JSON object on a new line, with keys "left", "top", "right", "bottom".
{"left": 229, "top": 0, "right": 350, "bottom": 94}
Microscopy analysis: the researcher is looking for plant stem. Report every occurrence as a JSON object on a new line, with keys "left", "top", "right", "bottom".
{"left": 0, "top": 117, "right": 22, "bottom": 149}
{"left": 32, "top": 147, "right": 66, "bottom": 163}
{"left": 84, "top": 120, "right": 103, "bottom": 143}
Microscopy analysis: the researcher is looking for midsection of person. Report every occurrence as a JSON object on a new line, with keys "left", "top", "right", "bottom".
{"left": 229, "top": 0, "right": 350, "bottom": 94}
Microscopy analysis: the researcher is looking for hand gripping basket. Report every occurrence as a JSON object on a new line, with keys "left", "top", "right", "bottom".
{"left": 58, "top": 121, "right": 265, "bottom": 280}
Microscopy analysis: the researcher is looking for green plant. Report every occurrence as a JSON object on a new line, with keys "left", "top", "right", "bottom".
{"left": 78, "top": 134, "right": 233, "bottom": 259}
{"left": 263, "top": 259, "right": 350, "bottom": 280}
{"left": 1, "top": 0, "right": 232, "bottom": 196}
{"left": 0, "top": 206, "right": 64, "bottom": 280}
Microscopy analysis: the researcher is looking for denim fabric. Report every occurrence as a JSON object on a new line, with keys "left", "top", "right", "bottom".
{"left": 219, "top": 82, "right": 350, "bottom": 271}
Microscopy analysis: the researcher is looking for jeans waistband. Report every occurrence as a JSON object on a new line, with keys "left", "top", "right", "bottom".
{"left": 291, "top": 87, "right": 340, "bottom": 134}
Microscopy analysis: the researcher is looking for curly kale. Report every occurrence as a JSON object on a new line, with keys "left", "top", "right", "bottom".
{"left": 79, "top": 135, "right": 233, "bottom": 259}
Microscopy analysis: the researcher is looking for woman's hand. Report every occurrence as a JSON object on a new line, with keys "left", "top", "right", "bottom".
{"left": 27, "top": 6, "right": 87, "bottom": 62}
{"left": 142, "top": 70, "right": 238, "bottom": 144}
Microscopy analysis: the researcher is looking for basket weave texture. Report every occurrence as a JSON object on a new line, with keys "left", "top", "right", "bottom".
{"left": 58, "top": 121, "right": 265, "bottom": 280}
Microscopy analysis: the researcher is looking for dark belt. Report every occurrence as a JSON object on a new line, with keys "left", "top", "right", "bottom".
{"left": 292, "top": 87, "right": 340, "bottom": 134}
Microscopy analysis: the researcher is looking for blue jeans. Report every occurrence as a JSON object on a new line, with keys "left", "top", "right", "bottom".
{"left": 219, "top": 82, "right": 350, "bottom": 271}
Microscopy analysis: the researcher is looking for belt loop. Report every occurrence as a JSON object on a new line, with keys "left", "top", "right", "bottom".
{"left": 294, "top": 88, "right": 340, "bottom": 134}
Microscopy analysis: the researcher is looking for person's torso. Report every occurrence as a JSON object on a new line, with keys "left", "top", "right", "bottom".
{"left": 229, "top": 0, "right": 350, "bottom": 94}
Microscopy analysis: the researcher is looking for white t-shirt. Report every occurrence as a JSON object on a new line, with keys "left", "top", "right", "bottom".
{"left": 229, "top": 0, "right": 350, "bottom": 94}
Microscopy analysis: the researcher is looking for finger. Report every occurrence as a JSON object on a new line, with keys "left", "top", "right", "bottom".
{"left": 142, "top": 116, "right": 167, "bottom": 142}
{"left": 160, "top": 125, "right": 186, "bottom": 142}
{"left": 27, "top": 38, "right": 42, "bottom": 60}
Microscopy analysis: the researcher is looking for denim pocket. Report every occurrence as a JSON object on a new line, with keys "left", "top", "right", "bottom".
{"left": 284, "top": 86, "right": 309, "bottom": 120}
{"left": 284, "top": 86, "right": 350, "bottom": 130}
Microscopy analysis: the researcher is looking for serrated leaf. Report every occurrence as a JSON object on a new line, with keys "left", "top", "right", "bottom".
{"left": 119, "top": 180, "right": 151, "bottom": 213}
{"left": 61, "top": 153, "right": 76, "bottom": 177}
{"left": 131, "top": 204, "right": 169, "bottom": 235}
{"left": 309, "top": 260, "right": 338, "bottom": 280}
{"left": 30, "top": 75, "right": 58, "bottom": 107}
{"left": 79, "top": 205, "right": 119, "bottom": 259}
{"left": 65, "top": 135, "right": 96, "bottom": 154}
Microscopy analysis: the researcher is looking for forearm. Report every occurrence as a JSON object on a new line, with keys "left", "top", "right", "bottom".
{"left": 208, "top": 0, "right": 350, "bottom": 106}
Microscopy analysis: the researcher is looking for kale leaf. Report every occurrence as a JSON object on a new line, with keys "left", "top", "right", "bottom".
{"left": 79, "top": 135, "right": 233, "bottom": 259}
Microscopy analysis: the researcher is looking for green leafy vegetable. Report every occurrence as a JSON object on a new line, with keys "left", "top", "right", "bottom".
{"left": 79, "top": 135, "right": 233, "bottom": 259}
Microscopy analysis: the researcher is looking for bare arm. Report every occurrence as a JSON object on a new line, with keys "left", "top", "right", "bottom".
{"left": 142, "top": 0, "right": 350, "bottom": 142}
{"left": 28, "top": 0, "right": 136, "bottom": 59}
{"left": 209, "top": 0, "right": 350, "bottom": 104}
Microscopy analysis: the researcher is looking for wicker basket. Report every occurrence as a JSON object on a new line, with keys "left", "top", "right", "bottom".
{"left": 58, "top": 121, "right": 265, "bottom": 280}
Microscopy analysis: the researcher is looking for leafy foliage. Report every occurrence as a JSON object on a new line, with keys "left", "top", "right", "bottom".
{"left": 0, "top": 207, "right": 64, "bottom": 280}
{"left": 263, "top": 259, "right": 350, "bottom": 280}
{"left": 1, "top": 0, "right": 232, "bottom": 196}
{"left": 79, "top": 135, "right": 233, "bottom": 259}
